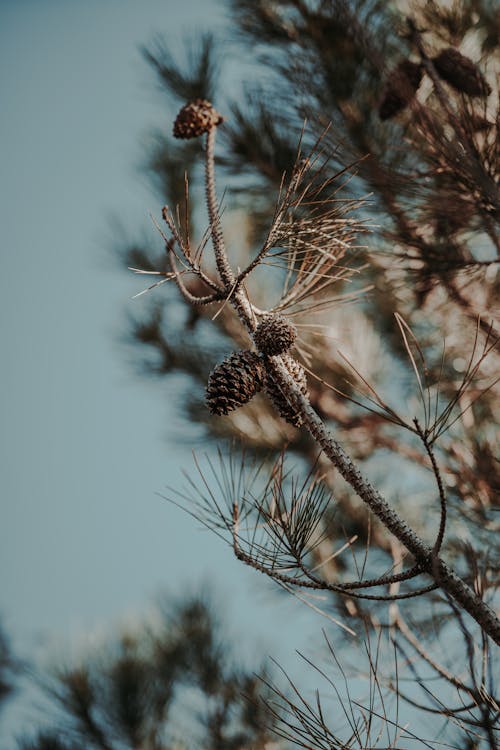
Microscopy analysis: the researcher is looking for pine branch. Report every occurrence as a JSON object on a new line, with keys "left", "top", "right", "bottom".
{"left": 161, "top": 113, "right": 500, "bottom": 644}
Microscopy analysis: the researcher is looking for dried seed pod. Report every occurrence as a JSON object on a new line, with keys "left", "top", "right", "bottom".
{"left": 173, "top": 99, "right": 223, "bottom": 139}
{"left": 379, "top": 60, "right": 423, "bottom": 120}
{"left": 432, "top": 48, "right": 491, "bottom": 98}
{"left": 254, "top": 314, "right": 297, "bottom": 356}
{"left": 266, "top": 354, "right": 308, "bottom": 427}
{"left": 206, "top": 350, "right": 265, "bottom": 415}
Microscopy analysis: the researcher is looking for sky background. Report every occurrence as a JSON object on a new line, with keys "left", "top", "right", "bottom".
{"left": 0, "top": 0, "right": 322, "bottom": 739}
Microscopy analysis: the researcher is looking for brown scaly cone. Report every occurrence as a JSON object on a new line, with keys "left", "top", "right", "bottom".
{"left": 378, "top": 60, "right": 423, "bottom": 120}
{"left": 173, "top": 99, "right": 224, "bottom": 139}
{"left": 266, "top": 354, "right": 308, "bottom": 427}
{"left": 206, "top": 350, "right": 265, "bottom": 415}
{"left": 432, "top": 48, "right": 492, "bottom": 98}
{"left": 254, "top": 314, "right": 297, "bottom": 356}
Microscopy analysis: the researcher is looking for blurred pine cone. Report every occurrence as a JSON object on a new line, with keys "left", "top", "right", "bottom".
{"left": 254, "top": 314, "right": 297, "bottom": 356}
{"left": 266, "top": 354, "right": 308, "bottom": 427}
{"left": 206, "top": 350, "right": 265, "bottom": 415}
{"left": 173, "top": 99, "right": 223, "bottom": 139}
{"left": 379, "top": 60, "right": 423, "bottom": 120}
{"left": 432, "top": 48, "right": 491, "bottom": 97}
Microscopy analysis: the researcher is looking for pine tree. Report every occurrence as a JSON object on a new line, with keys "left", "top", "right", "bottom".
{"left": 116, "top": 2, "right": 499, "bottom": 747}
{"left": 16, "top": 595, "right": 281, "bottom": 750}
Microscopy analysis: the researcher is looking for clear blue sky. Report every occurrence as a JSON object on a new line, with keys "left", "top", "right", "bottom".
{"left": 0, "top": 0, "right": 323, "bottom": 737}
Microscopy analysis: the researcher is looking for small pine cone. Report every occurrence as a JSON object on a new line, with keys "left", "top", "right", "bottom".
{"left": 206, "top": 350, "right": 265, "bottom": 415}
{"left": 254, "top": 314, "right": 297, "bottom": 356}
{"left": 173, "top": 99, "right": 223, "bottom": 139}
{"left": 432, "top": 49, "right": 491, "bottom": 98}
{"left": 266, "top": 354, "right": 308, "bottom": 427}
{"left": 379, "top": 60, "right": 423, "bottom": 120}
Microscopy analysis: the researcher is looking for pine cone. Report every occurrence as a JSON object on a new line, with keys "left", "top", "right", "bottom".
{"left": 432, "top": 49, "right": 491, "bottom": 98}
{"left": 254, "top": 314, "right": 297, "bottom": 356}
{"left": 266, "top": 354, "right": 308, "bottom": 427}
{"left": 206, "top": 350, "right": 265, "bottom": 415}
{"left": 379, "top": 60, "right": 423, "bottom": 120}
{"left": 173, "top": 99, "right": 223, "bottom": 139}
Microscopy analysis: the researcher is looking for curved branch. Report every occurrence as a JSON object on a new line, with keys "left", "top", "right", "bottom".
{"left": 414, "top": 419, "right": 447, "bottom": 556}
{"left": 161, "top": 208, "right": 225, "bottom": 295}
{"left": 233, "top": 531, "right": 436, "bottom": 601}
{"left": 168, "top": 249, "right": 225, "bottom": 305}
{"left": 297, "top": 557, "right": 426, "bottom": 592}
{"left": 233, "top": 501, "right": 436, "bottom": 601}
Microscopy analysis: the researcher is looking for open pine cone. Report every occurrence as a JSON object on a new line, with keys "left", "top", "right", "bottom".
{"left": 173, "top": 99, "right": 223, "bottom": 139}
{"left": 206, "top": 350, "right": 265, "bottom": 415}
{"left": 254, "top": 314, "right": 297, "bottom": 356}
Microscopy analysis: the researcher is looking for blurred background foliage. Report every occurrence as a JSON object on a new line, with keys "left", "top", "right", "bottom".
{"left": 8, "top": 598, "right": 280, "bottom": 750}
